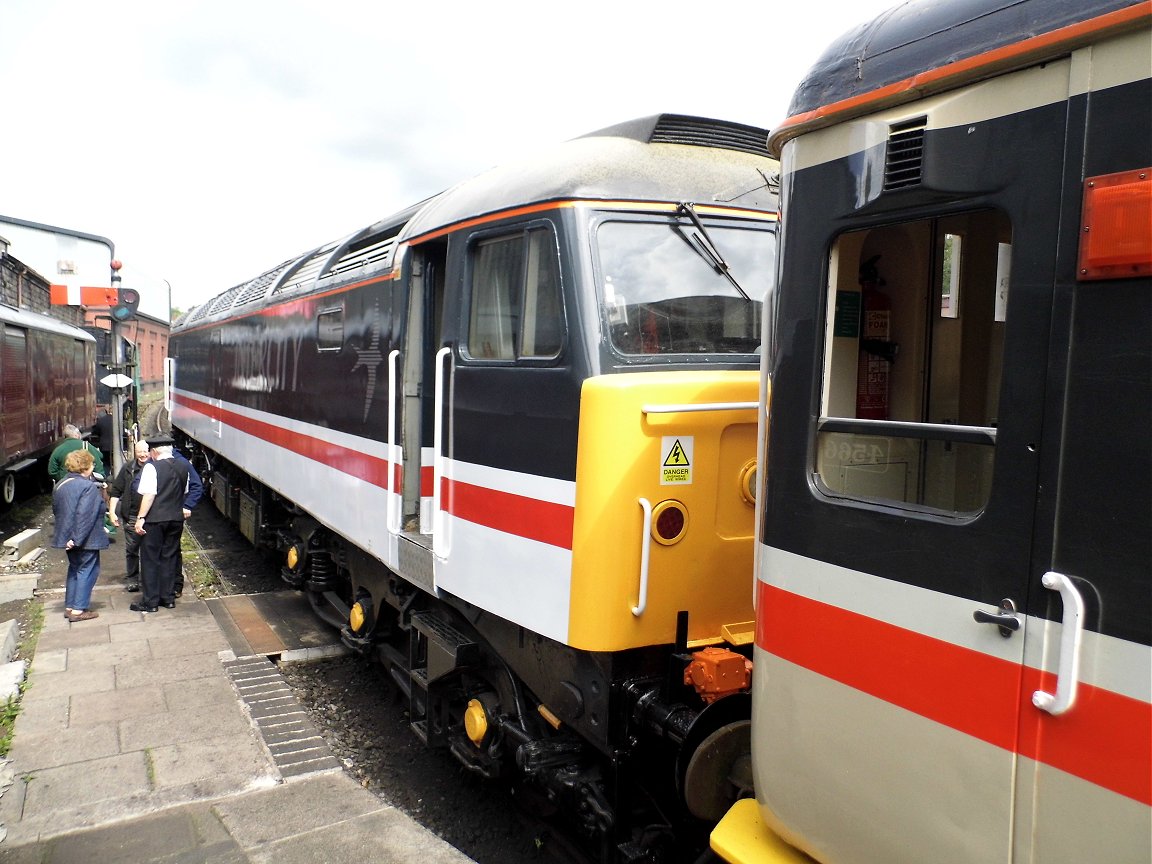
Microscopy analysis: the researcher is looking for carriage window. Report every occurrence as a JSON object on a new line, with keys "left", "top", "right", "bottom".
{"left": 597, "top": 218, "right": 774, "bottom": 356}
{"left": 816, "top": 211, "right": 1010, "bottom": 513}
{"left": 467, "top": 227, "right": 563, "bottom": 361}
{"left": 316, "top": 307, "right": 344, "bottom": 352}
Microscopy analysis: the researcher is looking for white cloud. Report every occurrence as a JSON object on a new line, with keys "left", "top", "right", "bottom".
{"left": 3, "top": 0, "right": 898, "bottom": 317}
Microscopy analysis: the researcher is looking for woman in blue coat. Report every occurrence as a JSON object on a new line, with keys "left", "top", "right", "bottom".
{"left": 52, "top": 448, "right": 110, "bottom": 621}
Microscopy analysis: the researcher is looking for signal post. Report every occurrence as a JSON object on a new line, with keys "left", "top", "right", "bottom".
{"left": 51, "top": 259, "right": 141, "bottom": 478}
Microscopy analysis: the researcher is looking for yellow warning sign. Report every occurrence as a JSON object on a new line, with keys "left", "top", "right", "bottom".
{"left": 661, "top": 436, "right": 693, "bottom": 485}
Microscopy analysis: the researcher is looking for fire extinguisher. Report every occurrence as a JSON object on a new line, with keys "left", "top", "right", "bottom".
{"left": 856, "top": 255, "right": 898, "bottom": 420}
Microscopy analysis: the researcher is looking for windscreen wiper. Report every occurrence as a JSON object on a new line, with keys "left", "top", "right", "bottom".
{"left": 677, "top": 201, "right": 751, "bottom": 301}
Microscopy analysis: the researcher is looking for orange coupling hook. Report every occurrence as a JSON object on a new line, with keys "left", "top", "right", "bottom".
{"left": 684, "top": 646, "right": 752, "bottom": 704}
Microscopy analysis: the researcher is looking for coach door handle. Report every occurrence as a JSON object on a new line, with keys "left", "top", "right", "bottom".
{"left": 973, "top": 598, "right": 1020, "bottom": 638}
{"left": 1032, "top": 571, "right": 1085, "bottom": 716}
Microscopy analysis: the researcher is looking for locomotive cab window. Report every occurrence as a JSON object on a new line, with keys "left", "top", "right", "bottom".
{"left": 466, "top": 226, "right": 563, "bottom": 362}
{"left": 596, "top": 216, "right": 773, "bottom": 356}
{"left": 816, "top": 210, "right": 1010, "bottom": 514}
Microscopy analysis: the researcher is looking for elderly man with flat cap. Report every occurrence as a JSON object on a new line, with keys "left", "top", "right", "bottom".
{"left": 130, "top": 434, "right": 190, "bottom": 613}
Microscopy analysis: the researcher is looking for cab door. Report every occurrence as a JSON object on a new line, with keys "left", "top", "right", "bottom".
{"left": 429, "top": 218, "right": 578, "bottom": 640}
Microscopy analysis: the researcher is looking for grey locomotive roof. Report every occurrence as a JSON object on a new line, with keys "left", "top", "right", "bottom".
{"left": 400, "top": 120, "right": 777, "bottom": 243}
{"left": 177, "top": 115, "right": 777, "bottom": 329}
{"left": 780, "top": 0, "right": 1143, "bottom": 137}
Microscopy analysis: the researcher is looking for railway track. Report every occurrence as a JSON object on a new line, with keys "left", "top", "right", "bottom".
{"left": 180, "top": 498, "right": 592, "bottom": 864}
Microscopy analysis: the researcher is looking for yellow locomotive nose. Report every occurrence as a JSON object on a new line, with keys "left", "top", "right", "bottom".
{"left": 570, "top": 370, "right": 759, "bottom": 652}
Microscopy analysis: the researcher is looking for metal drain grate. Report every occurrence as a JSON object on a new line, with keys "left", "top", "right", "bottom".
{"left": 223, "top": 655, "right": 342, "bottom": 779}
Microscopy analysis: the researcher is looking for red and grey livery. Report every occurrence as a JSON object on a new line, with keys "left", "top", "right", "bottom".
{"left": 171, "top": 115, "right": 778, "bottom": 862}
{"left": 712, "top": 1, "right": 1151, "bottom": 862}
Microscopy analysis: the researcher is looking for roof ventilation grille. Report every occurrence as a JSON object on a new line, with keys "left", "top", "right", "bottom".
{"left": 649, "top": 114, "right": 770, "bottom": 157}
{"left": 884, "top": 116, "right": 926, "bottom": 191}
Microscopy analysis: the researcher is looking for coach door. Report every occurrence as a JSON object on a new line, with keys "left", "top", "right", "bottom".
{"left": 760, "top": 84, "right": 1086, "bottom": 864}
{"left": 807, "top": 209, "right": 1038, "bottom": 861}
{"left": 1020, "top": 199, "right": 1152, "bottom": 861}
{"left": 1017, "top": 60, "right": 1152, "bottom": 856}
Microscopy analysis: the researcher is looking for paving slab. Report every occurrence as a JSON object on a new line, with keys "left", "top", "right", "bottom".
{"left": 20, "top": 751, "right": 152, "bottom": 819}
{"left": 148, "top": 733, "right": 275, "bottom": 790}
{"left": 113, "top": 651, "right": 226, "bottom": 690}
{"left": 68, "top": 684, "right": 168, "bottom": 726}
{"left": 34, "top": 803, "right": 241, "bottom": 864}
{"left": 160, "top": 673, "right": 238, "bottom": 711}
{"left": 20, "top": 665, "right": 115, "bottom": 702}
{"left": 119, "top": 704, "right": 255, "bottom": 751}
{"left": 11, "top": 693, "right": 69, "bottom": 734}
{"left": 7, "top": 721, "right": 121, "bottom": 772}
{"left": 247, "top": 806, "right": 475, "bottom": 864}
{"left": 210, "top": 771, "right": 381, "bottom": 847}
{"left": 61, "top": 638, "right": 153, "bottom": 670}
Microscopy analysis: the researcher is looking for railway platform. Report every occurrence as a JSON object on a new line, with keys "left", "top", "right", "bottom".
{"left": 0, "top": 536, "right": 475, "bottom": 863}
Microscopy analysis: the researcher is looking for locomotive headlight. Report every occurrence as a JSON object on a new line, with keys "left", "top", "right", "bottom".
{"left": 739, "top": 460, "right": 757, "bottom": 506}
{"left": 652, "top": 499, "right": 689, "bottom": 545}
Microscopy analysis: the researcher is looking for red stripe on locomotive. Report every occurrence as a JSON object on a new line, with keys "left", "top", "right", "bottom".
{"left": 176, "top": 393, "right": 393, "bottom": 488}
{"left": 441, "top": 477, "right": 574, "bottom": 550}
{"left": 176, "top": 392, "right": 574, "bottom": 550}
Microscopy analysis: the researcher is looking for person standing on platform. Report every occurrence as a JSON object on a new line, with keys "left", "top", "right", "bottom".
{"left": 130, "top": 435, "right": 190, "bottom": 613}
{"left": 48, "top": 424, "right": 105, "bottom": 484}
{"left": 51, "top": 448, "right": 109, "bottom": 621}
{"left": 107, "top": 440, "right": 152, "bottom": 593}
{"left": 93, "top": 407, "right": 114, "bottom": 471}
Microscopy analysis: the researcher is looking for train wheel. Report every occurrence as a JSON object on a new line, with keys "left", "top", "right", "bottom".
{"left": 677, "top": 693, "right": 753, "bottom": 823}
{"left": 1, "top": 473, "right": 15, "bottom": 507}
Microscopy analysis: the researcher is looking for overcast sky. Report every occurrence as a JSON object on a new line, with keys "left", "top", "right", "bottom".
{"left": 3, "top": 0, "right": 897, "bottom": 318}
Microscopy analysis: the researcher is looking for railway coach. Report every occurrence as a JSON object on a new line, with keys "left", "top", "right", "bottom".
{"left": 1, "top": 304, "right": 96, "bottom": 507}
{"left": 711, "top": 1, "right": 1151, "bottom": 862}
{"left": 170, "top": 115, "right": 778, "bottom": 861}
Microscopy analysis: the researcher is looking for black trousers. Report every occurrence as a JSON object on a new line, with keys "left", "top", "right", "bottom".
{"left": 140, "top": 520, "right": 183, "bottom": 607}
{"left": 123, "top": 526, "right": 142, "bottom": 584}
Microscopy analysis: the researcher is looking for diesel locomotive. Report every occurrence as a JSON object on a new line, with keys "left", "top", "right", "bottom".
{"left": 169, "top": 115, "right": 778, "bottom": 861}
{"left": 711, "top": 1, "right": 1151, "bottom": 862}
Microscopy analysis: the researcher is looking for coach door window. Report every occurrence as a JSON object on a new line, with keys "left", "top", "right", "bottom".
{"left": 815, "top": 210, "right": 1010, "bottom": 514}
{"left": 467, "top": 227, "right": 563, "bottom": 362}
